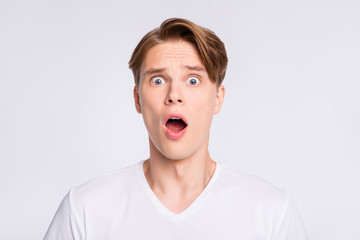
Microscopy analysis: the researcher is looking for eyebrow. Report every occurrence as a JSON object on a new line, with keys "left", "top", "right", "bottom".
{"left": 144, "top": 65, "right": 206, "bottom": 77}
{"left": 184, "top": 65, "right": 206, "bottom": 72}
{"left": 143, "top": 67, "right": 166, "bottom": 77}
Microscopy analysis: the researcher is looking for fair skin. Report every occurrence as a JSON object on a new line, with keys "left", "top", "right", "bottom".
{"left": 133, "top": 40, "right": 225, "bottom": 214}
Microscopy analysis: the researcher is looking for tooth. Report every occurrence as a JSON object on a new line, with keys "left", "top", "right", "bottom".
{"left": 171, "top": 117, "right": 181, "bottom": 120}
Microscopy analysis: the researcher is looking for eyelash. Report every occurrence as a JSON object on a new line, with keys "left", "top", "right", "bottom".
{"left": 150, "top": 75, "right": 201, "bottom": 86}
{"left": 151, "top": 77, "right": 166, "bottom": 86}
{"left": 186, "top": 76, "right": 200, "bottom": 86}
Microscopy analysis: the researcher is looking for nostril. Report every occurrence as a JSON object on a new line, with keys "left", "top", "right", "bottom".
{"left": 167, "top": 98, "right": 183, "bottom": 104}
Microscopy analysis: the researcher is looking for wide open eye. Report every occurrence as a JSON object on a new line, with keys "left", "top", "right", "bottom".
{"left": 151, "top": 77, "right": 165, "bottom": 86}
{"left": 186, "top": 77, "right": 200, "bottom": 86}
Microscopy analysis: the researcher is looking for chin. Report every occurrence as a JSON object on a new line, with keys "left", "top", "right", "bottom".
{"left": 150, "top": 139, "right": 193, "bottom": 161}
{"left": 149, "top": 132, "right": 208, "bottom": 161}
{"left": 165, "top": 153, "right": 192, "bottom": 161}
{"left": 160, "top": 146, "right": 193, "bottom": 161}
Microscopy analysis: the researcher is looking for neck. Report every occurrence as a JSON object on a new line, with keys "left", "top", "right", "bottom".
{"left": 144, "top": 139, "right": 217, "bottom": 196}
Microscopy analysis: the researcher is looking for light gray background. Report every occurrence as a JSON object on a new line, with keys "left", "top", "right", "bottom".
{"left": 1, "top": 0, "right": 359, "bottom": 239}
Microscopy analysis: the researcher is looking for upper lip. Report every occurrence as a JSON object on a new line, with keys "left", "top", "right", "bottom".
{"left": 163, "top": 113, "right": 188, "bottom": 126}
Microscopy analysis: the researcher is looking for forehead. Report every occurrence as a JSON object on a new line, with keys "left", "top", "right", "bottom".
{"left": 141, "top": 41, "right": 204, "bottom": 73}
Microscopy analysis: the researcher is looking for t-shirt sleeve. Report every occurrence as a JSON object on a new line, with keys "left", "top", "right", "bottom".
{"left": 43, "top": 189, "right": 85, "bottom": 240}
{"left": 273, "top": 192, "right": 309, "bottom": 240}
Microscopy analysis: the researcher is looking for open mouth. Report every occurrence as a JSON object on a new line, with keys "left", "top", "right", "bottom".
{"left": 165, "top": 117, "right": 187, "bottom": 132}
{"left": 163, "top": 114, "right": 188, "bottom": 140}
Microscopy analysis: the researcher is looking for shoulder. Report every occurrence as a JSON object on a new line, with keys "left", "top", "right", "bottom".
{"left": 68, "top": 161, "right": 143, "bottom": 205}
{"left": 216, "top": 163, "right": 309, "bottom": 239}
{"left": 217, "top": 162, "right": 288, "bottom": 206}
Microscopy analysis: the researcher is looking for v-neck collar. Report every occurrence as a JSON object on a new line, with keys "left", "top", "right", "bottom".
{"left": 137, "top": 159, "right": 221, "bottom": 223}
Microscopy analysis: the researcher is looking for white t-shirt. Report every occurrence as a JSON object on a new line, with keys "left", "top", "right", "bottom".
{"left": 44, "top": 160, "right": 309, "bottom": 240}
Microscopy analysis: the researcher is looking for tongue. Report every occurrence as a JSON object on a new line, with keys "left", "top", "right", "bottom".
{"left": 166, "top": 120, "right": 186, "bottom": 132}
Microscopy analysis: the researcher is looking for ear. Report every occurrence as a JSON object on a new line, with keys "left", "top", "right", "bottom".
{"left": 133, "top": 86, "right": 142, "bottom": 114}
{"left": 214, "top": 85, "right": 225, "bottom": 114}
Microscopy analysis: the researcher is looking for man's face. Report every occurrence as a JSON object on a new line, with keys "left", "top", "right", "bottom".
{"left": 134, "top": 40, "right": 225, "bottom": 160}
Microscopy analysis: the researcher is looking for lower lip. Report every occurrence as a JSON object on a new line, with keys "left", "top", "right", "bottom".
{"left": 164, "top": 126, "right": 187, "bottom": 140}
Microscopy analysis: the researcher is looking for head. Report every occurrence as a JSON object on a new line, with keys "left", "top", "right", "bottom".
{"left": 129, "top": 18, "right": 228, "bottom": 88}
{"left": 129, "top": 18, "right": 228, "bottom": 160}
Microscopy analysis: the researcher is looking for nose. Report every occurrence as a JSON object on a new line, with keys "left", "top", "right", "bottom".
{"left": 166, "top": 98, "right": 183, "bottom": 104}
{"left": 165, "top": 82, "right": 184, "bottom": 105}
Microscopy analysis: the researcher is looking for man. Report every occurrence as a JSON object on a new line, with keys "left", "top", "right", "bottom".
{"left": 44, "top": 18, "right": 308, "bottom": 239}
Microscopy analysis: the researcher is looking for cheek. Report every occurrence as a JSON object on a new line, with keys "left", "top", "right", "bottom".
{"left": 140, "top": 89, "right": 156, "bottom": 111}
{"left": 194, "top": 91, "right": 217, "bottom": 110}
{"left": 139, "top": 92, "right": 162, "bottom": 128}
{"left": 191, "top": 92, "right": 216, "bottom": 123}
